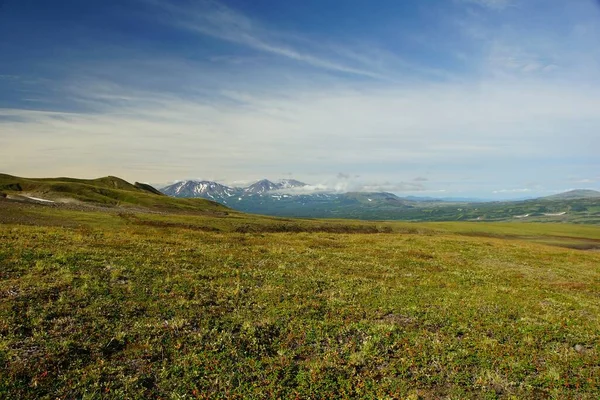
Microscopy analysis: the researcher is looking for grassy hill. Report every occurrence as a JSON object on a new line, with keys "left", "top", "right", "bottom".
{"left": 0, "top": 174, "right": 227, "bottom": 213}
{"left": 544, "top": 189, "right": 600, "bottom": 200}
{"left": 1, "top": 177, "right": 599, "bottom": 398}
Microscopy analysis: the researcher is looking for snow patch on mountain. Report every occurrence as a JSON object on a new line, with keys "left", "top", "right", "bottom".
{"left": 162, "top": 178, "right": 311, "bottom": 201}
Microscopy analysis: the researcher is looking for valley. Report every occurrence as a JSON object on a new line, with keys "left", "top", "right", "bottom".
{"left": 161, "top": 178, "right": 600, "bottom": 224}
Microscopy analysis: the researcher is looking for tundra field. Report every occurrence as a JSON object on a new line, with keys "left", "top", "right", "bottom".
{"left": 1, "top": 198, "right": 599, "bottom": 399}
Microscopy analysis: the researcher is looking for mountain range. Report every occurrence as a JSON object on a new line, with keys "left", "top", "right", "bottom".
{"left": 162, "top": 179, "right": 600, "bottom": 202}
{"left": 159, "top": 179, "right": 600, "bottom": 223}
{"left": 161, "top": 179, "right": 308, "bottom": 204}
{"left": 1, "top": 172, "right": 598, "bottom": 224}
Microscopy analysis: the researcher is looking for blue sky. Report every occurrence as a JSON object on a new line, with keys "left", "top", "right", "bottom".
{"left": 1, "top": 0, "right": 599, "bottom": 198}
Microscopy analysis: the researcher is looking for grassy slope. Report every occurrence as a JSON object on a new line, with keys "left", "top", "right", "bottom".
{"left": 0, "top": 174, "right": 226, "bottom": 213}
{"left": 1, "top": 202, "right": 599, "bottom": 399}
{"left": 544, "top": 190, "right": 600, "bottom": 200}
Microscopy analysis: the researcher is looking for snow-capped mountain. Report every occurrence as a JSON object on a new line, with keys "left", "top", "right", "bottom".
{"left": 277, "top": 179, "right": 307, "bottom": 190}
{"left": 158, "top": 180, "right": 600, "bottom": 221}
{"left": 243, "top": 179, "right": 307, "bottom": 194}
{"left": 244, "top": 179, "right": 281, "bottom": 194}
{"left": 160, "top": 178, "right": 309, "bottom": 203}
{"left": 161, "top": 180, "right": 237, "bottom": 203}
{"left": 159, "top": 177, "right": 416, "bottom": 216}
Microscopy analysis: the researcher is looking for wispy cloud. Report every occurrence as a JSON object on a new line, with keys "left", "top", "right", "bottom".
{"left": 452, "top": 0, "right": 600, "bottom": 83}
{"left": 145, "top": 0, "right": 389, "bottom": 80}
{"left": 571, "top": 178, "right": 596, "bottom": 184}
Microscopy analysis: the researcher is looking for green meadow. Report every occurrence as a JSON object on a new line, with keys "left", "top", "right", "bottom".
{"left": 1, "top": 199, "right": 599, "bottom": 399}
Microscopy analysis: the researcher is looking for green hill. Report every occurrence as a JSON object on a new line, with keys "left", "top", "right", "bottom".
{"left": 0, "top": 174, "right": 227, "bottom": 213}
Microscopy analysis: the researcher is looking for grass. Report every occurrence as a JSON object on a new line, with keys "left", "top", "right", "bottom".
{"left": 1, "top": 200, "right": 600, "bottom": 398}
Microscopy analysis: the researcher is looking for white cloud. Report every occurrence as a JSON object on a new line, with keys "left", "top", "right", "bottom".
{"left": 270, "top": 178, "right": 426, "bottom": 195}
{"left": 2, "top": 74, "right": 599, "bottom": 188}
{"left": 145, "top": 0, "right": 390, "bottom": 80}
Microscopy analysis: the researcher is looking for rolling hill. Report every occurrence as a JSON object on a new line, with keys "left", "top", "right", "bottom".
{"left": 544, "top": 189, "right": 600, "bottom": 200}
{"left": 0, "top": 174, "right": 227, "bottom": 213}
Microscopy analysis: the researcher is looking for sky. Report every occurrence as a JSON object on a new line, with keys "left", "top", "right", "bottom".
{"left": 1, "top": 0, "right": 599, "bottom": 199}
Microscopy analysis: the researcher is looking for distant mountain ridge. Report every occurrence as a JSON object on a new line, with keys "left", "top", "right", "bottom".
{"left": 160, "top": 179, "right": 600, "bottom": 223}
{"left": 543, "top": 189, "right": 600, "bottom": 200}
{"left": 160, "top": 178, "right": 426, "bottom": 215}
{"left": 162, "top": 179, "right": 600, "bottom": 204}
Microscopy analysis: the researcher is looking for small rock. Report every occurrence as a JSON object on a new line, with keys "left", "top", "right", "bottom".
{"left": 574, "top": 344, "right": 585, "bottom": 353}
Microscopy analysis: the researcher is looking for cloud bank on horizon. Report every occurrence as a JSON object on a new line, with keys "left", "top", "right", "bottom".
{"left": 0, "top": 0, "right": 599, "bottom": 198}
